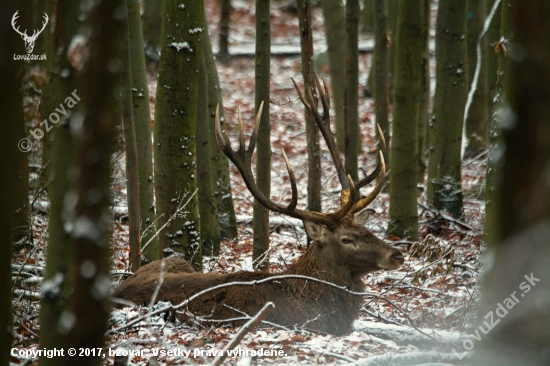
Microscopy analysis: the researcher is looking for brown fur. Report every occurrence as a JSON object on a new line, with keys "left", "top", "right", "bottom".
{"left": 113, "top": 215, "right": 403, "bottom": 335}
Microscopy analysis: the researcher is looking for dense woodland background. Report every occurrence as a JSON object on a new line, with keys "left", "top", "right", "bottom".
{"left": 1, "top": 0, "right": 550, "bottom": 365}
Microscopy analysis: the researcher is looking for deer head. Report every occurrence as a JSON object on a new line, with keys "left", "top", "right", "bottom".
{"left": 215, "top": 74, "right": 404, "bottom": 274}
{"left": 12, "top": 11, "right": 49, "bottom": 54}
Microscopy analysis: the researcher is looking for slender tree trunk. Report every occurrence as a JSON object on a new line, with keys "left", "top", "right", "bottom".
{"left": 219, "top": 0, "right": 231, "bottom": 62}
{"left": 361, "top": 0, "right": 374, "bottom": 33}
{"left": 196, "top": 42, "right": 222, "bottom": 256}
{"left": 373, "top": 0, "right": 389, "bottom": 156}
{"left": 253, "top": 0, "right": 271, "bottom": 270}
{"left": 143, "top": 0, "right": 162, "bottom": 60}
{"left": 465, "top": 0, "right": 489, "bottom": 156}
{"left": 0, "top": 2, "right": 23, "bottom": 361}
{"left": 386, "top": 0, "right": 399, "bottom": 97}
{"left": 127, "top": 0, "right": 158, "bottom": 262}
{"left": 387, "top": 0, "right": 422, "bottom": 240}
{"left": 203, "top": 13, "right": 238, "bottom": 240}
{"left": 38, "top": 1, "right": 80, "bottom": 363}
{"left": 297, "top": 0, "right": 321, "bottom": 216}
{"left": 154, "top": 0, "right": 203, "bottom": 269}
{"left": 427, "top": 0, "right": 468, "bottom": 218}
{"left": 483, "top": 0, "right": 516, "bottom": 246}
{"left": 485, "top": 0, "right": 501, "bottom": 125}
{"left": 345, "top": 0, "right": 360, "bottom": 182}
{"left": 417, "top": 0, "right": 431, "bottom": 183}
{"left": 121, "top": 8, "right": 141, "bottom": 272}
{"left": 320, "top": 0, "right": 347, "bottom": 153}
{"left": 62, "top": 1, "right": 122, "bottom": 364}
{"left": 476, "top": 1, "right": 550, "bottom": 363}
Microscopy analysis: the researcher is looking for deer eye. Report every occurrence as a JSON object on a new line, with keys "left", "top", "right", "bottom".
{"left": 341, "top": 238, "right": 354, "bottom": 244}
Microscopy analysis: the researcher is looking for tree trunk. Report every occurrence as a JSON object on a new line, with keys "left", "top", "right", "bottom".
{"left": 485, "top": 0, "right": 501, "bottom": 125}
{"left": 121, "top": 7, "right": 141, "bottom": 272}
{"left": 417, "top": 0, "right": 431, "bottom": 183}
{"left": 465, "top": 0, "right": 489, "bottom": 157}
{"left": 320, "top": 0, "right": 347, "bottom": 153}
{"left": 196, "top": 40, "right": 222, "bottom": 256}
{"left": 0, "top": 2, "right": 24, "bottom": 361}
{"left": 345, "top": 0, "right": 360, "bottom": 182}
{"left": 483, "top": 0, "right": 516, "bottom": 246}
{"left": 154, "top": 0, "right": 203, "bottom": 269}
{"left": 38, "top": 1, "right": 80, "bottom": 363}
{"left": 373, "top": 0, "right": 389, "bottom": 156}
{"left": 427, "top": 0, "right": 468, "bottom": 218}
{"left": 62, "top": 1, "right": 122, "bottom": 364}
{"left": 127, "top": 0, "right": 159, "bottom": 262}
{"left": 387, "top": 0, "right": 422, "bottom": 240}
{"left": 203, "top": 13, "right": 238, "bottom": 240}
{"left": 361, "top": 0, "right": 374, "bottom": 33}
{"left": 476, "top": 1, "right": 550, "bottom": 363}
{"left": 297, "top": 0, "right": 322, "bottom": 217}
{"left": 219, "top": 0, "right": 231, "bottom": 62}
{"left": 253, "top": 0, "right": 271, "bottom": 271}
{"left": 143, "top": 0, "right": 162, "bottom": 60}
{"left": 386, "top": 0, "right": 399, "bottom": 97}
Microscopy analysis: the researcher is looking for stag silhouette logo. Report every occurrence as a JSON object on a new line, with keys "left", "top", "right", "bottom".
{"left": 12, "top": 11, "right": 49, "bottom": 54}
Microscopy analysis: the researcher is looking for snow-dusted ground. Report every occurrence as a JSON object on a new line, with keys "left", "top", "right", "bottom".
{"left": 11, "top": 1, "right": 488, "bottom": 365}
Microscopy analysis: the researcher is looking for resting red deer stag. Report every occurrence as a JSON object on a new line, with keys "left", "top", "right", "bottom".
{"left": 113, "top": 77, "right": 404, "bottom": 335}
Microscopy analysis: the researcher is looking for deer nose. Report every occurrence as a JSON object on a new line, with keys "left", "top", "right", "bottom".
{"left": 391, "top": 253, "right": 404, "bottom": 264}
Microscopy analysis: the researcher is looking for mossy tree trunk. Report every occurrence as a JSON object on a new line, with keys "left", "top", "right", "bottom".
{"left": 427, "top": 0, "right": 468, "bottom": 218}
{"left": 203, "top": 13, "right": 238, "bottom": 241}
{"left": 38, "top": 1, "right": 81, "bottom": 363}
{"left": 0, "top": 2, "right": 24, "bottom": 361}
{"left": 361, "top": 0, "right": 374, "bottom": 33}
{"left": 476, "top": 1, "right": 550, "bottom": 362}
{"left": 320, "top": 0, "right": 347, "bottom": 153}
{"left": 483, "top": 0, "right": 516, "bottom": 246}
{"left": 253, "top": 0, "right": 271, "bottom": 270}
{"left": 62, "top": 1, "right": 122, "bottom": 364}
{"left": 373, "top": 0, "right": 389, "bottom": 155}
{"left": 297, "top": 0, "right": 321, "bottom": 217}
{"left": 465, "top": 0, "right": 489, "bottom": 157}
{"left": 127, "top": 0, "right": 159, "bottom": 262}
{"left": 218, "top": 0, "right": 231, "bottom": 62}
{"left": 121, "top": 5, "right": 141, "bottom": 272}
{"left": 196, "top": 29, "right": 222, "bottom": 256}
{"left": 387, "top": 0, "right": 423, "bottom": 240}
{"left": 143, "top": 0, "right": 162, "bottom": 60}
{"left": 154, "top": 0, "right": 203, "bottom": 269}
{"left": 417, "top": 0, "right": 431, "bottom": 183}
{"left": 345, "top": 0, "right": 360, "bottom": 182}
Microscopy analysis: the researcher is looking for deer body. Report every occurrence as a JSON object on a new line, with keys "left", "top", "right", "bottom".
{"left": 113, "top": 76, "right": 404, "bottom": 335}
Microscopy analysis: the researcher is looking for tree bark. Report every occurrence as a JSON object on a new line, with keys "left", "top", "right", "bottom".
{"left": 62, "top": 1, "right": 122, "bottom": 364}
{"left": 203, "top": 13, "right": 238, "bottom": 240}
{"left": 485, "top": 0, "right": 501, "bottom": 125}
{"left": 476, "top": 1, "right": 550, "bottom": 363}
{"left": 373, "top": 0, "right": 389, "bottom": 156}
{"left": 253, "top": 0, "right": 271, "bottom": 270}
{"left": 127, "top": 0, "right": 159, "bottom": 262}
{"left": 297, "top": 0, "right": 321, "bottom": 217}
{"left": 320, "top": 0, "right": 347, "bottom": 153}
{"left": 345, "top": 0, "right": 360, "bottom": 182}
{"left": 417, "top": 0, "right": 431, "bottom": 183}
{"left": 427, "top": 0, "right": 468, "bottom": 218}
{"left": 154, "top": 0, "right": 203, "bottom": 269}
{"left": 387, "top": 0, "right": 422, "bottom": 240}
{"left": 361, "top": 0, "right": 374, "bottom": 33}
{"left": 143, "top": 0, "right": 162, "bottom": 60}
{"left": 218, "top": 0, "right": 231, "bottom": 62}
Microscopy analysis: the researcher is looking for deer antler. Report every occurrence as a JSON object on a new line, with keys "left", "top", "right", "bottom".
{"left": 215, "top": 103, "right": 356, "bottom": 228}
{"left": 292, "top": 74, "right": 386, "bottom": 215}
{"left": 11, "top": 11, "right": 27, "bottom": 38}
{"left": 32, "top": 13, "right": 49, "bottom": 40}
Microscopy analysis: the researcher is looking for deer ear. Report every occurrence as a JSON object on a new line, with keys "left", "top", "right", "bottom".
{"left": 303, "top": 220, "right": 326, "bottom": 241}
{"left": 353, "top": 209, "right": 375, "bottom": 226}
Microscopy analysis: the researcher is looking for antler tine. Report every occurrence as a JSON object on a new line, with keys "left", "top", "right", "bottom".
{"left": 281, "top": 149, "right": 298, "bottom": 211}
{"left": 354, "top": 123, "right": 386, "bottom": 190}
{"left": 247, "top": 101, "right": 264, "bottom": 153}
{"left": 237, "top": 106, "right": 246, "bottom": 151}
{"left": 291, "top": 78, "right": 312, "bottom": 111}
{"left": 11, "top": 11, "right": 25, "bottom": 36}
{"left": 376, "top": 123, "right": 387, "bottom": 152}
{"left": 214, "top": 104, "right": 231, "bottom": 151}
{"left": 313, "top": 73, "right": 330, "bottom": 119}
{"left": 350, "top": 151, "right": 386, "bottom": 214}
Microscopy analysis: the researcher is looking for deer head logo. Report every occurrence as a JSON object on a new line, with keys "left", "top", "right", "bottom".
{"left": 11, "top": 11, "right": 49, "bottom": 54}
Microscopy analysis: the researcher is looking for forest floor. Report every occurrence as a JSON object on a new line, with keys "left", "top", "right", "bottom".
{"left": 11, "top": 1, "right": 488, "bottom": 365}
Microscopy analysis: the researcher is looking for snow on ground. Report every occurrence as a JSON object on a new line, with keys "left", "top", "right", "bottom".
{"left": 11, "top": 1, "right": 487, "bottom": 365}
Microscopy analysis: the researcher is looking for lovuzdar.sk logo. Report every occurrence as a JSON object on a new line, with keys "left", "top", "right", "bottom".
{"left": 12, "top": 10, "right": 48, "bottom": 61}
